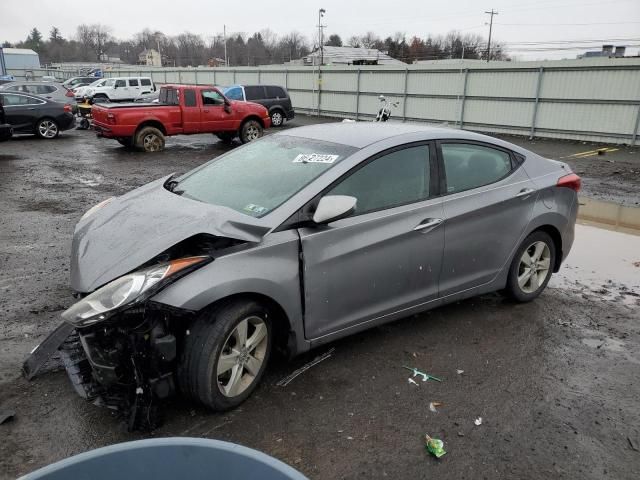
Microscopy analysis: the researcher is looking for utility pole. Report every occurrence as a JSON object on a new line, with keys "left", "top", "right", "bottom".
{"left": 317, "top": 8, "right": 326, "bottom": 66}
{"left": 224, "top": 24, "right": 228, "bottom": 67}
{"left": 485, "top": 9, "right": 498, "bottom": 62}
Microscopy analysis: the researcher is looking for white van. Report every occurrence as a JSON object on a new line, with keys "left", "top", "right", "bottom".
{"left": 86, "top": 77, "right": 156, "bottom": 102}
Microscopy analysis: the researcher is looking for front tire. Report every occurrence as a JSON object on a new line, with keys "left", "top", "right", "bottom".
{"left": 506, "top": 231, "right": 556, "bottom": 302}
{"left": 135, "top": 126, "right": 165, "bottom": 152}
{"left": 239, "top": 120, "right": 263, "bottom": 144}
{"left": 35, "top": 118, "right": 59, "bottom": 139}
{"left": 179, "top": 301, "right": 272, "bottom": 411}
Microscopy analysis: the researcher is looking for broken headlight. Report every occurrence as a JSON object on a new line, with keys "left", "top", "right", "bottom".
{"left": 62, "top": 256, "right": 209, "bottom": 328}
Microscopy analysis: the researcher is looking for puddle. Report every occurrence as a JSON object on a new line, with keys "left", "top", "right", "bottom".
{"left": 577, "top": 196, "right": 640, "bottom": 236}
{"left": 550, "top": 223, "right": 640, "bottom": 305}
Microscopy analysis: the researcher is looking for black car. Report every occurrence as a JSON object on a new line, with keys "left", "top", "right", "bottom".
{"left": 0, "top": 92, "right": 75, "bottom": 139}
{"left": 223, "top": 84, "right": 294, "bottom": 127}
{"left": 0, "top": 102, "right": 13, "bottom": 141}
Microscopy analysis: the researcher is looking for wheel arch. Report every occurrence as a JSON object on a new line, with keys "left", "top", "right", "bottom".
{"left": 241, "top": 115, "right": 265, "bottom": 129}
{"left": 135, "top": 119, "right": 167, "bottom": 136}
{"left": 194, "top": 292, "right": 294, "bottom": 356}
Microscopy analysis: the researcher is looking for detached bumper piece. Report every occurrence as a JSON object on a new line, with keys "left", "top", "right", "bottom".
{"left": 60, "top": 305, "right": 185, "bottom": 431}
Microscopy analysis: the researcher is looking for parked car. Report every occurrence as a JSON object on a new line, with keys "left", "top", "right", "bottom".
{"left": 62, "top": 76, "right": 100, "bottom": 89}
{"left": 92, "top": 84, "right": 271, "bottom": 151}
{"left": 25, "top": 123, "right": 579, "bottom": 429}
{"left": 0, "top": 102, "right": 13, "bottom": 141}
{"left": 87, "top": 77, "right": 157, "bottom": 102}
{"left": 73, "top": 78, "right": 109, "bottom": 100}
{"left": 223, "top": 84, "right": 294, "bottom": 127}
{"left": 0, "top": 81, "right": 76, "bottom": 106}
{"left": 0, "top": 92, "right": 75, "bottom": 138}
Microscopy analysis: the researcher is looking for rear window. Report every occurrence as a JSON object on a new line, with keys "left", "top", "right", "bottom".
{"left": 244, "top": 86, "right": 265, "bottom": 100}
{"left": 141, "top": 79, "right": 152, "bottom": 86}
{"left": 184, "top": 89, "right": 197, "bottom": 107}
{"left": 266, "top": 86, "right": 287, "bottom": 99}
{"left": 128, "top": 79, "right": 139, "bottom": 86}
{"left": 159, "top": 88, "right": 179, "bottom": 105}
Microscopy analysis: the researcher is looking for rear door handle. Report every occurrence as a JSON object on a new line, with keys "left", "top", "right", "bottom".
{"left": 515, "top": 188, "right": 535, "bottom": 198}
{"left": 413, "top": 218, "right": 444, "bottom": 231}
{"left": 203, "top": 109, "right": 210, "bottom": 113}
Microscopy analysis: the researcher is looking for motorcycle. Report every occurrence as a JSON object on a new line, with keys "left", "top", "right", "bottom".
{"left": 342, "top": 94, "right": 400, "bottom": 123}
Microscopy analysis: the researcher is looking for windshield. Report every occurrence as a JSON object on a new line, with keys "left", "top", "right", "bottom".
{"left": 89, "top": 79, "right": 104, "bottom": 87}
{"left": 173, "top": 135, "right": 357, "bottom": 217}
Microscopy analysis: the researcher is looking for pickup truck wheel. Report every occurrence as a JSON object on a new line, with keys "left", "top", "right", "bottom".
{"left": 239, "top": 120, "right": 263, "bottom": 144}
{"left": 270, "top": 109, "right": 284, "bottom": 127}
{"left": 215, "top": 132, "right": 235, "bottom": 144}
{"left": 178, "top": 300, "right": 272, "bottom": 410}
{"left": 135, "top": 126, "right": 165, "bottom": 152}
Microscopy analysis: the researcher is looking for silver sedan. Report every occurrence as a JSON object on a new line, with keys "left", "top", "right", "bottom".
{"left": 28, "top": 123, "right": 580, "bottom": 429}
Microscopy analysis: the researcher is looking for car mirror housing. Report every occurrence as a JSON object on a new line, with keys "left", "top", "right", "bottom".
{"left": 313, "top": 195, "right": 357, "bottom": 224}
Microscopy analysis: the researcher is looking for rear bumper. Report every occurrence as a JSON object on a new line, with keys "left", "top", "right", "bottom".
{"left": 58, "top": 113, "right": 76, "bottom": 131}
{"left": 93, "top": 122, "right": 133, "bottom": 138}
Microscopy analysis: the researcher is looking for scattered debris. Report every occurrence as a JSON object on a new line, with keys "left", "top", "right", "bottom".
{"left": 474, "top": 417, "right": 483, "bottom": 426}
{"left": 456, "top": 369, "right": 464, "bottom": 375}
{"left": 457, "top": 432, "right": 465, "bottom": 437}
{"left": 402, "top": 366, "right": 442, "bottom": 382}
{"left": 628, "top": 436, "right": 639, "bottom": 452}
{"left": 424, "top": 434, "right": 446, "bottom": 458}
{"left": 633, "top": 261, "right": 640, "bottom": 268}
{"left": 429, "top": 402, "right": 442, "bottom": 413}
{"left": 408, "top": 378, "right": 419, "bottom": 386}
{"left": 347, "top": 436, "right": 354, "bottom": 440}
{"left": 276, "top": 348, "right": 335, "bottom": 387}
{"left": 0, "top": 410, "right": 16, "bottom": 425}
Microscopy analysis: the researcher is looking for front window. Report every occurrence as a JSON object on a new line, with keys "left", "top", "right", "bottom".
{"left": 202, "top": 90, "right": 224, "bottom": 105}
{"left": 172, "top": 135, "right": 357, "bottom": 217}
{"left": 115, "top": 80, "right": 126, "bottom": 87}
{"left": 104, "top": 79, "right": 115, "bottom": 87}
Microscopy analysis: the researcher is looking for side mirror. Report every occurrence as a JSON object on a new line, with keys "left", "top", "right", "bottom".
{"left": 313, "top": 195, "right": 357, "bottom": 224}
{"left": 113, "top": 84, "right": 118, "bottom": 89}
{"left": 224, "top": 100, "right": 231, "bottom": 113}
{"left": 378, "top": 95, "right": 385, "bottom": 101}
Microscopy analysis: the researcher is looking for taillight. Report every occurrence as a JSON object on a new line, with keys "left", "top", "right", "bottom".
{"left": 63, "top": 104, "right": 72, "bottom": 113}
{"left": 107, "top": 113, "right": 116, "bottom": 125}
{"left": 65, "top": 90, "right": 74, "bottom": 97}
{"left": 557, "top": 173, "right": 581, "bottom": 192}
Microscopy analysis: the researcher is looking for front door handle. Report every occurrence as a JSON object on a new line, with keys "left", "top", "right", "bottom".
{"left": 203, "top": 109, "right": 210, "bottom": 113}
{"left": 515, "top": 188, "right": 535, "bottom": 198}
{"left": 413, "top": 218, "right": 444, "bottom": 231}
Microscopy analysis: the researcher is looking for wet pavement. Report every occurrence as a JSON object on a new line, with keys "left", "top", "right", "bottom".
{"left": 1, "top": 118, "right": 639, "bottom": 479}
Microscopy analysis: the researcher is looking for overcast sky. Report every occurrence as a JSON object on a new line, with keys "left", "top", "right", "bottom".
{"left": 1, "top": 0, "right": 639, "bottom": 60}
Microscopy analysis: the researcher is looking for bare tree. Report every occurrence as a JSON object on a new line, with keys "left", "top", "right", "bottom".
{"left": 346, "top": 36, "right": 361, "bottom": 48}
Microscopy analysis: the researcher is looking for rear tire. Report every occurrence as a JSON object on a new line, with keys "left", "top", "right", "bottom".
{"left": 135, "top": 126, "right": 165, "bottom": 152}
{"left": 239, "top": 120, "right": 263, "bottom": 144}
{"left": 270, "top": 109, "right": 284, "bottom": 127}
{"left": 178, "top": 301, "right": 272, "bottom": 411}
{"left": 506, "top": 231, "right": 556, "bottom": 302}
{"left": 35, "top": 118, "right": 59, "bottom": 139}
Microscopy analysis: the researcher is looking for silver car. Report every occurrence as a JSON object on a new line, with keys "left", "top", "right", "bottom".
{"left": 26, "top": 123, "right": 579, "bottom": 429}
{"left": 0, "top": 81, "right": 76, "bottom": 106}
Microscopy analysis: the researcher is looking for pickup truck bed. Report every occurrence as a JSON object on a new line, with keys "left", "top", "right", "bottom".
{"left": 92, "top": 85, "right": 271, "bottom": 152}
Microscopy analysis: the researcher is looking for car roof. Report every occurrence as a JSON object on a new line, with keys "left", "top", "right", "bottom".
{"left": 276, "top": 122, "right": 509, "bottom": 149}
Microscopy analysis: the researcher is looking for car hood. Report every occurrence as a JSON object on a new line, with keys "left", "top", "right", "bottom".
{"left": 71, "top": 175, "right": 270, "bottom": 293}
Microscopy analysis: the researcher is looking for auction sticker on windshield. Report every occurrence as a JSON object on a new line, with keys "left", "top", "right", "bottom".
{"left": 293, "top": 153, "right": 339, "bottom": 164}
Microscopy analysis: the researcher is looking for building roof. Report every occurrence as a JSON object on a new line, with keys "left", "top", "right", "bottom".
{"left": 305, "top": 46, "right": 405, "bottom": 65}
{"left": 2, "top": 48, "right": 39, "bottom": 56}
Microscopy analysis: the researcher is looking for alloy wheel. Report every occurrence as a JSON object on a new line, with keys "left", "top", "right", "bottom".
{"left": 517, "top": 241, "right": 551, "bottom": 294}
{"left": 217, "top": 315, "right": 268, "bottom": 398}
{"left": 271, "top": 112, "right": 283, "bottom": 126}
{"left": 38, "top": 120, "right": 58, "bottom": 139}
{"left": 246, "top": 125, "right": 260, "bottom": 141}
{"left": 143, "top": 133, "right": 162, "bottom": 152}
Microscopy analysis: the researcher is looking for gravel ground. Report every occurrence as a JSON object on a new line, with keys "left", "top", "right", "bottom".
{"left": 0, "top": 118, "right": 639, "bottom": 479}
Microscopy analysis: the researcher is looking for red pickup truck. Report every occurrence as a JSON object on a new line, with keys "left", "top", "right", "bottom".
{"left": 92, "top": 85, "right": 271, "bottom": 152}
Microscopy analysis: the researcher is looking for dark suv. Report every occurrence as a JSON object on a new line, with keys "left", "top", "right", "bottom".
{"left": 223, "top": 84, "right": 294, "bottom": 127}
